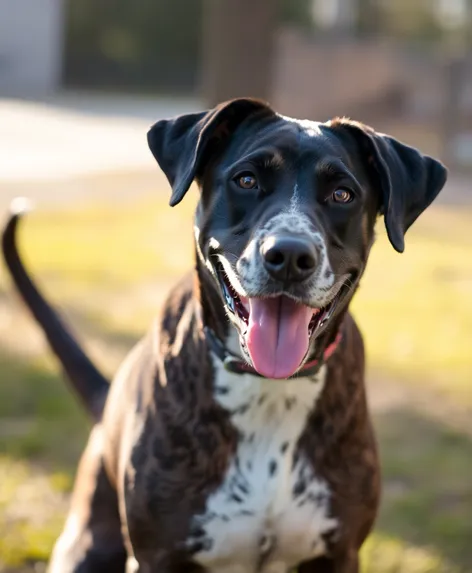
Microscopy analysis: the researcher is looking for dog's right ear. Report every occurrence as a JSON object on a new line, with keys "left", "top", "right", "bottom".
{"left": 328, "top": 118, "right": 447, "bottom": 252}
{"left": 147, "top": 98, "right": 273, "bottom": 206}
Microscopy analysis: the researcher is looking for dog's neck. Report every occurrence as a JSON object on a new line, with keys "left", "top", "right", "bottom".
{"left": 194, "top": 254, "right": 229, "bottom": 340}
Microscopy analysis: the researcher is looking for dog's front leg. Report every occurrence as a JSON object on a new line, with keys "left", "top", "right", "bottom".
{"left": 48, "top": 425, "right": 127, "bottom": 573}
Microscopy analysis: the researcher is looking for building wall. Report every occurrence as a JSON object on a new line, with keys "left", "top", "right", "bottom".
{"left": 0, "top": 0, "right": 64, "bottom": 96}
{"left": 273, "top": 28, "right": 410, "bottom": 122}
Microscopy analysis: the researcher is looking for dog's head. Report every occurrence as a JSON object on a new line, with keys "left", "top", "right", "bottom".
{"left": 148, "top": 98, "right": 447, "bottom": 379}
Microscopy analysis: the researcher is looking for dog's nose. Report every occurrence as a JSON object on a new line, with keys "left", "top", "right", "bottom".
{"left": 261, "top": 235, "right": 318, "bottom": 282}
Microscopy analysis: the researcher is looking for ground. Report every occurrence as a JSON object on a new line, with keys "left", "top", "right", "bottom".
{"left": 0, "top": 94, "right": 471, "bottom": 573}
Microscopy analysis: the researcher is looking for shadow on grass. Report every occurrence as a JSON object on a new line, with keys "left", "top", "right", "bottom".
{"left": 0, "top": 347, "right": 88, "bottom": 570}
{"left": 0, "top": 295, "right": 148, "bottom": 469}
{"left": 369, "top": 407, "right": 472, "bottom": 572}
{"left": 0, "top": 350, "right": 89, "bottom": 470}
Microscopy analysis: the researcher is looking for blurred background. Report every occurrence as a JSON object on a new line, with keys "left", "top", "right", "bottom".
{"left": 0, "top": 1, "right": 471, "bottom": 572}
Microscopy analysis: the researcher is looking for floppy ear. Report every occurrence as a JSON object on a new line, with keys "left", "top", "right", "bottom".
{"left": 147, "top": 98, "right": 273, "bottom": 207}
{"left": 329, "top": 119, "right": 448, "bottom": 252}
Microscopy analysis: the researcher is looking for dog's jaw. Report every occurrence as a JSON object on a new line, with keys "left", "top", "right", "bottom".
{"left": 211, "top": 255, "right": 350, "bottom": 379}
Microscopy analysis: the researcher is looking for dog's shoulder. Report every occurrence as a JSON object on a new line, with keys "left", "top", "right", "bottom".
{"left": 102, "top": 272, "right": 204, "bottom": 474}
{"left": 101, "top": 331, "right": 156, "bottom": 479}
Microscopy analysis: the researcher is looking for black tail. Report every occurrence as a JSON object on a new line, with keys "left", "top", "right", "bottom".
{"left": 2, "top": 199, "right": 109, "bottom": 421}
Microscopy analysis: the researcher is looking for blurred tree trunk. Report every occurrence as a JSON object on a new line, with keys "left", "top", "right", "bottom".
{"left": 200, "top": 0, "right": 276, "bottom": 107}
{"left": 440, "top": 53, "right": 466, "bottom": 169}
{"left": 357, "top": 0, "right": 382, "bottom": 37}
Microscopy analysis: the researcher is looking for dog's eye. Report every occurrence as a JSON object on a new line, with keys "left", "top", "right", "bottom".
{"left": 331, "top": 188, "right": 353, "bottom": 204}
{"left": 235, "top": 173, "right": 258, "bottom": 190}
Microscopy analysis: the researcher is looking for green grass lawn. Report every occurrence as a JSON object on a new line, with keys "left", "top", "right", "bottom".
{"left": 0, "top": 191, "right": 471, "bottom": 572}
{"left": 352, "top": 207, "right": 472, "bottom": 402}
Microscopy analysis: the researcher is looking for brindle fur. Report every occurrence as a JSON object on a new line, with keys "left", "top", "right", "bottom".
{"left": 2, "top": 98, "right": 447, "bottom": 573}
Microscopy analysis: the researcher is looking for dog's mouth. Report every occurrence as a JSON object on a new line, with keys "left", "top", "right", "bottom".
{"left": 216, "top": 262, "right": 345, "bottom": 379}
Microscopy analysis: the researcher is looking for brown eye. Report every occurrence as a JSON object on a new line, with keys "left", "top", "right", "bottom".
{"left": 236, "top": 173, "right": 258, "bottom": 190}
{"left": 332, "top": 188, "right": 353, "bottom": 204}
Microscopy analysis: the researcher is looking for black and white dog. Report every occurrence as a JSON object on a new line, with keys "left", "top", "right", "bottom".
{"left": 2, "top": 98, "right": 447, "bottom": 573}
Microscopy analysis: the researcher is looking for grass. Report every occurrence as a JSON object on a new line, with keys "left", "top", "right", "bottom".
{"left": 0, "top": 189, "right": 471, "bottom": 572}
{"left": 352, "top": 207, "right": 472, "bottom": 402}
{"left": 364, "top": 408, "right": 472, "bottom": 572}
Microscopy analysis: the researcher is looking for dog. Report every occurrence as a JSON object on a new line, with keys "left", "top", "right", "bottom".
{"left": 2, "top": 98, "right": 447, "bottom": 573}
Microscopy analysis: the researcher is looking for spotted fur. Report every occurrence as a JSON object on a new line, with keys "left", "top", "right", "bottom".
{"left": 186, "top": 341, "right": 337, "bottom": 573}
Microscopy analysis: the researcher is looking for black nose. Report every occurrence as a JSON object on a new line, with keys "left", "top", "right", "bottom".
{"left": 261, "top": 235, "right": 318, "bottom": 282}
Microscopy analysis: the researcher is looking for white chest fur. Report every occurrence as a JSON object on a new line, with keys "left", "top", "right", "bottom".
{"left": 187, "top": 357, "right": 338, "bottom": 573}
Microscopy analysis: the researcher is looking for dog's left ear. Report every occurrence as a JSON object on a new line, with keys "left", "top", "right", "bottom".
{"left": 147, "top": 98, "right": 274, "bottom": 207}
{"left": 329, "top": 119, "right": 448, "bottom": 252}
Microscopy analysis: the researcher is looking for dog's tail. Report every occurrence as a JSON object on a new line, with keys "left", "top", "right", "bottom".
{"left": 2, "top": 198, "right": 109, "bottom": 421}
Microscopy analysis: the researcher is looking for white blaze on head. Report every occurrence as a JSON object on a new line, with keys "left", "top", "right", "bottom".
{"left": 277, "top": 114, "right": 323, "bottom": 138}
{"left": 289, "top": 183, "right": 300, "bottom": 215}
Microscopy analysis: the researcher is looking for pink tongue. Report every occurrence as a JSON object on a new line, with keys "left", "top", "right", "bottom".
{"left": 246, "top": 297, "right": 314, "bottom": 379}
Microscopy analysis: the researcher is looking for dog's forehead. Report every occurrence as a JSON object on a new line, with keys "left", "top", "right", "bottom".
{"left": 223, "top": 113, "right": 342, "bottom": 166}
{"left": 276, "top": 113, "right": 324, "bottom": 137}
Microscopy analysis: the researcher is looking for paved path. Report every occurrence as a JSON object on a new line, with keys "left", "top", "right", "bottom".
{"left": 1, "top": 92, "right": 200, "bottom": 181}
{"left": 0, "top": 93, "right": 200, "bottom": 209}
